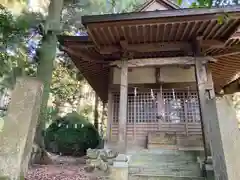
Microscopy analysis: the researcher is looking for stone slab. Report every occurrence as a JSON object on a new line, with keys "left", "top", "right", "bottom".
{"left": 212, "top": 96, "right": 240, "bottom": 180}
{"left": 111, "top": 166, "right": 128, "bottom": 180}
{"left": 0, "top": 78, "right": 43, "bottom": 179}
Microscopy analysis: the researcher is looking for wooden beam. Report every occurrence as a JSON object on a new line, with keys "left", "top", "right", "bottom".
{"left": 100, "top": 42, "right": 192, "bottom": 54}
{"left": 110, "top": 82, "right": 197, "bottom": 91}
{"left": 110, "top": 56, "right": 216, "bottom": 67}
{"left": 155, "top": 67, "right": 161, "bottom": 84}
{"left": 68, "top": 39, "right": 226, "bottom": 54}
{"left": 100, "top": 40, "right": 226, "bottom": 54}
{"left": 201, "top": 40, "right": 225, "bottom": 48}
{"left": 223, "top": 78, "right": 240, "bottom": 94}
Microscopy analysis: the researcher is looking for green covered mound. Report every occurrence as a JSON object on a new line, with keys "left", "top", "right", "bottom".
{"left": 44, "top": 112, "right": 100, "bottom": 156}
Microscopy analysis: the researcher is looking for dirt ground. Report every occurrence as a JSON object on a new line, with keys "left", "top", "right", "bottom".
{"left": 26, "top": 154, "right": 99, "bottom": 180}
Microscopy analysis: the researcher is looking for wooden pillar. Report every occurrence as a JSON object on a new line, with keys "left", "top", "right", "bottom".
{"left": 157, "top": 85, "right": 164, "bottom": 131}
{"left": 194, "top": 58, "right": 211, "bottom": 157}
{"left": 107, "top": 90, "right": 113, "bottom": 142}
{"left": 193, "top": 38, "right": 211, "bottom": 158}
{"left": 118, "top": 60, "right": 128, "bottom": 152}
{"left": 133, "top": 88, "right": 137, "bottom": 142}
{"left": 193, "top": 39, "right": 229, "bottom": 179}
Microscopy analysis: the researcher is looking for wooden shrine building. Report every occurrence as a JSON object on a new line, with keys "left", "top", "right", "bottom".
{"left": 59, "top": 1, "right": 240, "bottom": 179}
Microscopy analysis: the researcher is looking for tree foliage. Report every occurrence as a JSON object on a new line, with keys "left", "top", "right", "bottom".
{"left": 177, "top": 0, "right": 240, "bottom": 7}
{"left": 51, "top": 58, "right": 83, "bottom": 106}
{"left": 0, "top": 5, "right": 43, "bottom": 88}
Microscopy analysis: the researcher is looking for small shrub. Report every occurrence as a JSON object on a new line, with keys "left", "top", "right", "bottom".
{"left": 44, "top": 112, "right": 100, "bottom": 156}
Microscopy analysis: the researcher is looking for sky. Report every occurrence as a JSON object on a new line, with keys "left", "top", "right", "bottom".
{"left": 28, "top": 0, "right": 49, "bottom": 14}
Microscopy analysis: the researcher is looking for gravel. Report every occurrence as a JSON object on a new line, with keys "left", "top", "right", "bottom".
{"left": 26, "top": 154, "right": 98, "bottom": 180}
{"left": 26, "top": 164, "right": 90, "bottom": 180}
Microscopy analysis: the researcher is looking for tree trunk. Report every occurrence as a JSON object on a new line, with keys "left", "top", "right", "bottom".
{"left": 100, "top": 103, "right": 106, "bottom": 137}
{"left": 94, "top": 92, "right": 99, "bottom": 131}
{"left": 33, "top": 0, "right": 63, "bottom": 164}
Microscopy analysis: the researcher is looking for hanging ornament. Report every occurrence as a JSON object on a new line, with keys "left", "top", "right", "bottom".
{"left": 134, "top": 87, "right": 137, "bottom": 97}
{"left": 157, "top": 85, "right": 164, "bottom": 121}
{"left": 171, "top": 88, "right": 178, "bottom": 109}
{"left": 151, "top": 89, "right": 155, "bottom": 100}
{"left": 172, "top": 88, "right": 176, "bottom": 100}
{"left": 186, "top": 86, "right": 190, "bottom": 103}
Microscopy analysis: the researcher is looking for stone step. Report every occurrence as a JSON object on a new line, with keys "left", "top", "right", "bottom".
{"left": 130, "top": 154, "right": 197, "bottom": 164}
{"left": 129, "top": 161, "right": 200, "bottom": 169}
{"left": 129, "top": 149, "right": 201, "bottom": 155}
{"left": 129, "top": 165, "right": 201, "bottom": 177}
{"left": 129, "top": 151, "right": 199, "bottom": 165}
{"left": 128, "top": 150, "right": 202, "bottom": 178}
{"left": 129, "top": 174, "right": 205, "bottom": 180}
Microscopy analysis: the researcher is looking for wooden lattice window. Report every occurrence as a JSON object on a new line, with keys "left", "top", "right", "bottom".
{"left": 113, "top": 93, "right": 119, "bottom": 123}
{"left": 129, "top": 92, "right": 158, "bottom": 123}
{"left": 112, "top": 90, "right": 200, "bottom": 123}
{"left": 186, "top": 92, "right": 200, "bottom": 122}
{"left": 112, "top": 92, "right": 158, "bottom": 123}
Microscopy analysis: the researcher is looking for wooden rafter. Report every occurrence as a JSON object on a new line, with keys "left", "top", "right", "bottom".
{"left": 65, "top": 46, "right": 108, "bottom": 65}
{"left": 86, "top": 27, "right": 100, "bottom": 50}
{"left": 213, "top": 51, "right": 240, "bottom": 57}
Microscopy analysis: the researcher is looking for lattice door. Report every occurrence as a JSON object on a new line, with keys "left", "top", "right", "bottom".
{"left": 111, "top": 90, "right": 201, "bottom": 142}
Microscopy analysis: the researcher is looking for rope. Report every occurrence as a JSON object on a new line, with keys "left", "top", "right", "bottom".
{"left": 117, "top": 84, "right": 205, "bottom": 91}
